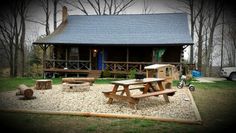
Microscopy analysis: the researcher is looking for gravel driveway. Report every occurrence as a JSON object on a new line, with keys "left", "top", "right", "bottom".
{"left": 0, "top": 84, "right": 198, "bottom": 121}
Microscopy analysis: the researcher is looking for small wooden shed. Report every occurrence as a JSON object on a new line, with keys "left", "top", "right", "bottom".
{"left": 144, "top": 64, "right": 175, "bottom": 89}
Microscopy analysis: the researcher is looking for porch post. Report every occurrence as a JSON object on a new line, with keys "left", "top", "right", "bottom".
{"left": 78, "top": 47, "right": 80, "bottom": 69}
{"left": 152, "top": 48, "right": 156, "bottom": 63}
{"left": 77, "top": 47, "right": 80, "bottom": 77}
{"left": 65, "top": 47, "right": 68, "bottom": 77}
{"left": 126, "top": 47, "right": 129, "bottom": 71}
{"left": 179, "top": 46, "right": 184, "bottom": 78}
{"left": 102, "top": 48, "right": 104, "bottom": 70}
{"left": 89, "top": 48, "right": 92, "bottom": 70}
{"left": 52, "top": 45, "right": 55, "bottom": 78}
{"left": 65, "top": 47, "right": 68, "bottom": 68}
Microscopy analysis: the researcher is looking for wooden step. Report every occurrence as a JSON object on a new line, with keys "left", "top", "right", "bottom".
{"left": 88, "top": 70, "right": 102, "bottom": 78}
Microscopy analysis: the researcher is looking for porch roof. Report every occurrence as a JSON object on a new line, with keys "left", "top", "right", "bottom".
{"left": 33, "top": 13, "right": 193, "bottom": 46}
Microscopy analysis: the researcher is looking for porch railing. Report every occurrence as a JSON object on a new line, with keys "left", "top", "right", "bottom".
{"left": 104, "top": 61, "right": 153, "bottom": 73}
{"left": 45, "top": 59, "right": 180, "bottom": 73}
{"left": 45, "top": 59, "right": 91, "bottom": 70}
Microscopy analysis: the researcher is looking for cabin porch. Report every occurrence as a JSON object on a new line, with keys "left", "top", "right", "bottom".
{"left": 41, "top": 45, "right": 183, "bottom": 78}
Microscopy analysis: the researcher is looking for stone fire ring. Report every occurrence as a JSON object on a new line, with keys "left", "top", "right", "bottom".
{"left": 62, "top": 82, "right": 90, "bottom": 92}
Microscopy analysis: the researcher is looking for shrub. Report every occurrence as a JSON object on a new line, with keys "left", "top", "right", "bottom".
{"left": 102, "top": 69, "right": 111, "bottom": 78}
{"left": 128, "top": 69, "right": 137, "bottom": 79}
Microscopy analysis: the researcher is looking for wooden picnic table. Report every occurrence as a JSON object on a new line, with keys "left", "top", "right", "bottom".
{"left": 102, "top": 78, "right": 176, "bottom": 109}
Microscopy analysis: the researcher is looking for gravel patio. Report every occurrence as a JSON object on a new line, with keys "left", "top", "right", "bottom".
{"left": 0, "top": 84, "right": 200, "bottom": 123}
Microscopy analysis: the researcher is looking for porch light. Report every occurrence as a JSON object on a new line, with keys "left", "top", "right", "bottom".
{"left": 93, "top": 49, "right": 97, "bottom": 57}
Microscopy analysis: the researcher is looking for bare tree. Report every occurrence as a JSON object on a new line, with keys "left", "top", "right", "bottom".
{"left": 65, "top": 0, "right": 135, "bottom": 15}
{"left": 18, "top": 0, "right": 31, "bottom": 76}
{"left": 53, "top": 0, "right": 60, "bottom": 30}
{"left": 0, "top": 0, "right": 31, "bottom": 77}
{"left": 177, "top": 0, "right": 203, "bottom": 64}
{"left": 0, "top": 13, "right": 15, "bottom": 76}
{"left": 205, "top": 0, "right": 224, "bottom": 76}
{"left": 142, "top": 0, "right": 152, "bottom": 14}
{"left": 40, "top": 0, "right": 51, "bottom": 35}
{"left": 227, "top": 24, "right": 236, "bottom": 66}
{"left": 194, "top": 0, "right": 205, "bottom": 71}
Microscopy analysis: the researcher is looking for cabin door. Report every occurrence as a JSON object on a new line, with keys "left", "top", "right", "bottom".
{"left": 91, "top": 49, "right": 103, "bottom": 70}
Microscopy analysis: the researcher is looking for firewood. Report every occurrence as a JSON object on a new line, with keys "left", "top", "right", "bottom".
{"left": 35, "top": 79, "right": 52, "bottom": 90}
{"left": 16, "top": 84, "right": 34, "bottom": 99}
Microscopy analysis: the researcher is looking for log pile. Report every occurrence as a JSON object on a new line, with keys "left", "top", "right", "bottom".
{"left": 35, "top": 79, "right": 52, "bottom": 90}
{"left": 62, "top": 77, "right": 95, "bottom": 86}
{"left": 16, "top": 84, "right": 34, "bottom": 99}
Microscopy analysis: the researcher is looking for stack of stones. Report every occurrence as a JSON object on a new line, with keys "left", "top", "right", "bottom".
{"left": 62, "top": 82, "right": 90, "bottom": 92}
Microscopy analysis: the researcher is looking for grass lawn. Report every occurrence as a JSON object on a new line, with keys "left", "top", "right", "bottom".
{"left": 0, "top": 77, "right": 62, "bottom": 92}
{"left": 0, "top": 78, "right": 236, "bottom": 132}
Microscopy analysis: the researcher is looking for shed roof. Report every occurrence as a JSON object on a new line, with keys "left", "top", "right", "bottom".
{"left": 33, "top": 13, "right": 193, "bottom": 46}
{"left": 144, "top": 64, "right": 174, "bottom": 70}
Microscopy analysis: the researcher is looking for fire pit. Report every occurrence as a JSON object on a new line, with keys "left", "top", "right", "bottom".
{"left": 62, "top": 81, "right": 90, "bottom": 92}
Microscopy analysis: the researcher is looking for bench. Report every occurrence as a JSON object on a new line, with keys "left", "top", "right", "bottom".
{"left": 62, "top": 77, "right": 96, "bottom": 86}
{"left": 102, "top": 86, "right": 145, "bottom": 94}
{"left": 131, "top": 89, "right": 176, "bottom": 99}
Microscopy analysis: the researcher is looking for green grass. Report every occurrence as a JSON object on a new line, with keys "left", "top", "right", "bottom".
{"left": 0, "top": 78, "right": 236, "bottom": 132}
{"left": 192, "top": 80, "right": 236, "bottom": 89}
{"left": 173, "top": 80, "right": 236, "bottom": 90}
{"left": 0, "top": 77, "right": 62, "bottom": 92}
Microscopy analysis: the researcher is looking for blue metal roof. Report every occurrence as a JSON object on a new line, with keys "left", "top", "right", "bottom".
{"left": 33, "top": 13, "right": 193, "bottom": 45}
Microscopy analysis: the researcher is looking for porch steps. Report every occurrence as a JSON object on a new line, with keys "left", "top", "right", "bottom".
{"left": 88, "top": 70, "right": 102, "bottom": 78}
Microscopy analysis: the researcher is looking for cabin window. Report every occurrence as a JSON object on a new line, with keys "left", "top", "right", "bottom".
{"left": 69, "top": 47, "right": 79, "bottom": 60}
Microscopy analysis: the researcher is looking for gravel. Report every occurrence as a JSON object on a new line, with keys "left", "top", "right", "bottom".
{"left": 0, "top": 84, "right": 197, "bottom": 120}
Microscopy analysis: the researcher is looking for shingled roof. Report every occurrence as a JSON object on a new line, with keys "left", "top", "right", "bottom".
{"left": 33, "top": 13, "right": 193, "bottom": 46}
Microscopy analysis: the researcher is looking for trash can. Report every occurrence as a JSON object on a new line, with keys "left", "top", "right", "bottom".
{"left": 192, "top": 70, "right": 201, "bottom": 78}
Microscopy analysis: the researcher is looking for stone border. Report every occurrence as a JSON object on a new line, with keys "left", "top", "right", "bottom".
{"left": 185, "top": 88, "right": 202, "bottom": 123}
{"left": 0, "top": 97, "right": 202, "bottom": 125}
{"left": 0, "top": 86, "right": 202, "bottom": 125}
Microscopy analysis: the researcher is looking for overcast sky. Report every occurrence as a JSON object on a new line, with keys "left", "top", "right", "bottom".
{"left": 1, "top": 0, "right": 235, "bottom": 65}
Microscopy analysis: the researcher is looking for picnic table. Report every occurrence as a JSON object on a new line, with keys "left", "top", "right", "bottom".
{"left": 102, "top": 78, "right": 176, "bottom": 109}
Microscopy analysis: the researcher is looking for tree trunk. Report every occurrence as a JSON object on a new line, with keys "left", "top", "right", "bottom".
{"left": 206, "top": 28, "right": 214, "bottom": 77}
{"left": 14, "top": 46, "right": 18, "bottom": 77}
{"left": 9, "top": 43, "right": 14, "bottom": 77}
{"left": 16, "top": 84, "right": 34, "bottom": 99}
{"left": 20, "top": 16, "right": 26, "bottom": 77}
{"left": 190, "top": 0, "right": 194, "bottom": 64}
{"left": 197, "top": 12, "right": 204, "bottom": 72}
{"left": 46, "top": 0, "right": 50, "bottom": 35}
{"left": 35, "top": 79, "right": 52, "bottom": 90}
{"left": 206, "top": 0, "right": 223, "bottom": 76}
{"left": 53, "top": 0, "right": 58, "bottom": 30}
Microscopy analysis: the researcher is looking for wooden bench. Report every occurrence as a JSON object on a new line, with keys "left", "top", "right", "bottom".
{"left": 62, "top": 77, "right": 96, "bottom": 86}
{"left": 102, "top": 86, "right": 145, "bottom": 94}
{"left": 131, "top": 89, "right": 176, "bottom": 99}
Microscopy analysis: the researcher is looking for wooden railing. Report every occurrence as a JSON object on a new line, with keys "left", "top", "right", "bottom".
{"left": 45, "top": 59, "right": 180, "bottom": 73}
{"left": 104, "top": 61, "right": 153, "bottom": 73}
{"left": 45, "top": 59, "right": 91, "bottom": 70}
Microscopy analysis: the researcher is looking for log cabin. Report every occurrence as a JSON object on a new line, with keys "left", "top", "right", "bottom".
{"left": 33, "top": 6, "right": 193, "bottom": 78}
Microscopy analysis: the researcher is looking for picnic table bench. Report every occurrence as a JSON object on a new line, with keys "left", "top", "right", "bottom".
{"left": 102, "top": 78, "right": 176, "bottom": 109}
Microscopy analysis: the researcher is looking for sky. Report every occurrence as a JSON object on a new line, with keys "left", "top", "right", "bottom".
{"left": 1, "top": 0, "right": 235, "bottom": 66}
